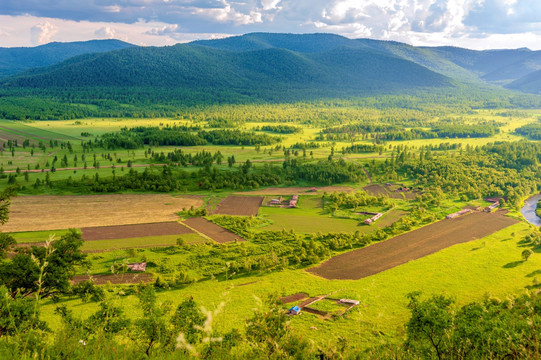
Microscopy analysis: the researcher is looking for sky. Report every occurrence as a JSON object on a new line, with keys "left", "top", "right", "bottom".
{"left": 1, "top": 0, "right": 541, "bottom": 49}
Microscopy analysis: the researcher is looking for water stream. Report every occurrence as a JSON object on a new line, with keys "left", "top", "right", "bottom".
{"left": 520, "top": 194, "right": 541, "bottom": 227}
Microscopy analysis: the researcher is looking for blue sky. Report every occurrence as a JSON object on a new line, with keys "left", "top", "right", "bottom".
{"left": 0, "top": 0, "right": 540, "bottom": 49}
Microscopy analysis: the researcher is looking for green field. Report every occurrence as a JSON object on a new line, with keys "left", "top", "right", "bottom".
{"left": 0, "top": 103, "right": 540, "bottom": 358}
{"left": 38, "top": 221, "right": 538, "bottom": 350}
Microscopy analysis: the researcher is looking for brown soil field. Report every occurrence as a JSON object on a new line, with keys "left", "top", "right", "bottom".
{"left": 71, "top": 273, "right": 154, "bottom": 285}
{"left": 4, "top": 194, "right": 204, "bottom": 232}
{"left": 279, "top": 292, "right": 309, "bottom": 304}
{"left": 363, "top": 184, "right": 418, "bottom": 200}
{"left": 309, "top": 210, "right": 518, "bottom": 280}
{"left": 183, "top": 217, "right": 246, "bottom": 243}
{"left": 81, "top": 221, "right": 193, "bottom": 241}
{"left": 213, "top": 196, "right": 264, "bottom": 216}
{"left": 235, "top": 186, "right": 355, "bottom": 195}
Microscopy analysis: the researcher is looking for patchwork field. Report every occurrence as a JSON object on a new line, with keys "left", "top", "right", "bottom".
{"left": 309, "top": 210, "right": 519, "bottom": 280}
{"left": 213, "top": 196, "right": 264, "bottom": 216}
{"left": 81, "top": 221, "right": 193, "bottom": 241}
{"left": 4, "top": 194, "right": 204, "bottom": 232}
{"left": 183, "top": 217, "right": 246, "bottom": 243}
{"left": 235, "top": 186, "right": 355, "bottom": 195}
{"left": 363, "top": 184, "right": 418, "bottom": 200}
{"left": 72, "top": 273, "right": 154, "bottom": 285}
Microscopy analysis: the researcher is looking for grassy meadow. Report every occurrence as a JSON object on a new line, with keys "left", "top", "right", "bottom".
{"left": 0, "top": 102, "right": 540, "bottom": 354}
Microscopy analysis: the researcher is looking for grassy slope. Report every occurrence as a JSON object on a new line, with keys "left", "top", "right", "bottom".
{"left": 39, "top": 219, "right": 538, "bottom": 349}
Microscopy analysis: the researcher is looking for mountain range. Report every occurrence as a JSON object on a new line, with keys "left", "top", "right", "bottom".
{"left": 0, "top": 39, "right": 133, "bottom": 78}
{"left": 2, "top": 33, "right": 541, "bottom": 101}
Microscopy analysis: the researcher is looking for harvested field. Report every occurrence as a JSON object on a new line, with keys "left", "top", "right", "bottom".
{"left": 71, "top": 273, "right": 154, "bottom": 285}
{"left": 309, "top": 210, "right": 518, "bottom": 280}
{"left": 4, "top": 194, "right": 204, "bottom": 232}
{"left": 213, "top": 196, "right": 264, "bottom": 216}
{"left": 235, "top": 186, "right": 355, "bottom": 195}
{"left": 363, "top": 184, "right": 417, "bottom": 200}
{"left": 279, "top": 292, "right": 309, "bottom": 304}
{"left": 183, "top": 217, "right": 246, "bottom": 243}
{"left": 81, "top": 221, "right": 193, "bottom": 241}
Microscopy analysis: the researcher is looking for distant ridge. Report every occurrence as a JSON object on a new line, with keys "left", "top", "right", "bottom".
{"left": 1, "top": 37, "right": 452, "bottom": 97}
{"left": 0, "top": 39, "right": 134, "bottom": 77}
{"left": 4, "top": 33, "right": 541, "bottom": 102}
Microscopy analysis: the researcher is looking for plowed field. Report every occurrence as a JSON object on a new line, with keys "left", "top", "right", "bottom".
{"left": 213, "top": 196, "right": 264, "bottom": 216}
{"left": 72, "top": 273, "right": 154, "bottom": 285}
{"left": 81, "top": 221, "right": 193, "bottom": 241}
{"left": 183, "top": 217, "right": 246, "bottom": 243}
{"left": 235, "top": 186, "right": 355, "bottom": 195}
{"left": 309, "top": 210, "right": 518, "bottom": 280}
{"left": 4, "top": 194, "right": 204, "bottom": 232}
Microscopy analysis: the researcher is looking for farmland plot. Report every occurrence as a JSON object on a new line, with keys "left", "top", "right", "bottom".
{"left": 213, "top": 196, "right": 264, "bottom": 216}
{"left": 81, "top": 221, "right": 193, "bottom": 241}
{"left": 4, "top": 194, "right": 203, "bottom": 232}
{"left": 309, "top": 210, "right": 518, "bottom": 280}
{"left": 183, "top": 217, "right": 246, "bottom": 243}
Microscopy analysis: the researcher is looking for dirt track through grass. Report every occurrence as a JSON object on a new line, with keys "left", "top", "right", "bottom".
{"left": 308, "top": 210, "right": 519, "bottom": 280}
{"left": 4, "top": 194, "right": 203, "bottom": 232}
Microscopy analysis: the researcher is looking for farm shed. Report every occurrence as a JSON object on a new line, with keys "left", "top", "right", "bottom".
{"left": 127, "top": 262, "right": 147, "bottom": 272}
{"left": 339, "top": 299, "right": 360, "bottom": 306}
{"left": 288, "top": 306, "right": 301, "bottom": 315}
{"left": 289, "top": 195, "right": 299, "bottom": 208}
{"left": 484, "top": 202, "right": 499, "bottom": 212}
{"left": 446, "top": 208, "right": 473, "bottom": 219}
{"left": 364, "top": 213, "right": 383, "bottom": 225}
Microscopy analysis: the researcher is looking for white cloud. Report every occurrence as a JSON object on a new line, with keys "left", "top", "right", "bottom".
{"left": 30, "top": 21, "right": 58, "bottom": 45}
{"left": 145, "top": 24, "right": 179, "bottom": 35}
{"left": 0, "top": 14, "right": 235, "bottom": 47}
{"left": 95, "top": 26, "right": 117, "bottom": 39}
{"left": 104, "top": 5, "right": 121, "bottom": 13}
{"left": 261, "top": 0, "right": 281, "bottom": 11}
{"left": 194, "top": 0, "right": 263, "bottom": 25}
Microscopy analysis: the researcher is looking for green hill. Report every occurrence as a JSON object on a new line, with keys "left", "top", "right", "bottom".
{"left": 0, "top": 39, "right": 134, "bottom": 78}
{"left": 1, "top": 42, "right": 451, "bottom": 96}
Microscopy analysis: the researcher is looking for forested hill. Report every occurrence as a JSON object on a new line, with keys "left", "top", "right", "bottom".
{"left": 1, "top": 42, "right": 452, "bottom": 95}
{"left": 507, "top": 68, "right": 541, "bottom": 94}
{"left": 5, "top": 33, "right": 541, "bottom": 118}
{"left": 195, "top": 33, "right": 541, "bottom": 87}
{"left": 0, "top": 39, "right": 134, "bottom": 78}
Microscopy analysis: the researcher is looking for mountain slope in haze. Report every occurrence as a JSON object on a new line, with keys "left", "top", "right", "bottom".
{"left": 506, "top": 69, "right": 541, "bottom": 94}
{"left": 193, "top": 32, "right": 367, "bottom": 53}
{"left": 196, "top": 33, "right": 541, "bottom": 88}
{"left": 1, "top": 41, "right": 452, "bottom": 99}
{"left": 421, "top": 46, "right": 541, "bottom": 83}
{"left": 0, "top": 39, "right": 134, "bottom": 77}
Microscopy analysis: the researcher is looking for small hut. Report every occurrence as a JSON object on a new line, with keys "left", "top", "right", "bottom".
{"left": 127, "top": 262, "right": 147, "bottom": 272}
{"left": 288, "top": 306, "right": 301, "bottom": 315}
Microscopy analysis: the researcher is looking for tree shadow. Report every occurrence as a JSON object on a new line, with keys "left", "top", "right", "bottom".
{"left": 526, "top": 269, "right": 541, "bottom": 278}
{"left": 503, "top": 260, "right": 524, "bottom": 268}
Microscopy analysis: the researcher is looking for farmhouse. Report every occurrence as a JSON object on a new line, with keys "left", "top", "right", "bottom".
{"left": 484, "top": 202, "right": 499, "bottom": 212}
{"left": 289, "top": 195, "right": 299, "bottom": 207}
{"left": 269, "top": 197, "right": 282, "bottom": 205}
{"left": 364, "top": 212, "right": 383, "bottom": 225}
{"left": 446, "top": 208, "right": 473, "bottom": 219}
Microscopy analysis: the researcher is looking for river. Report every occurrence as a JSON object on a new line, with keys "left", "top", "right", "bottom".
{"left": 521, "top": 194, "right": 541, "bottom": 227}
